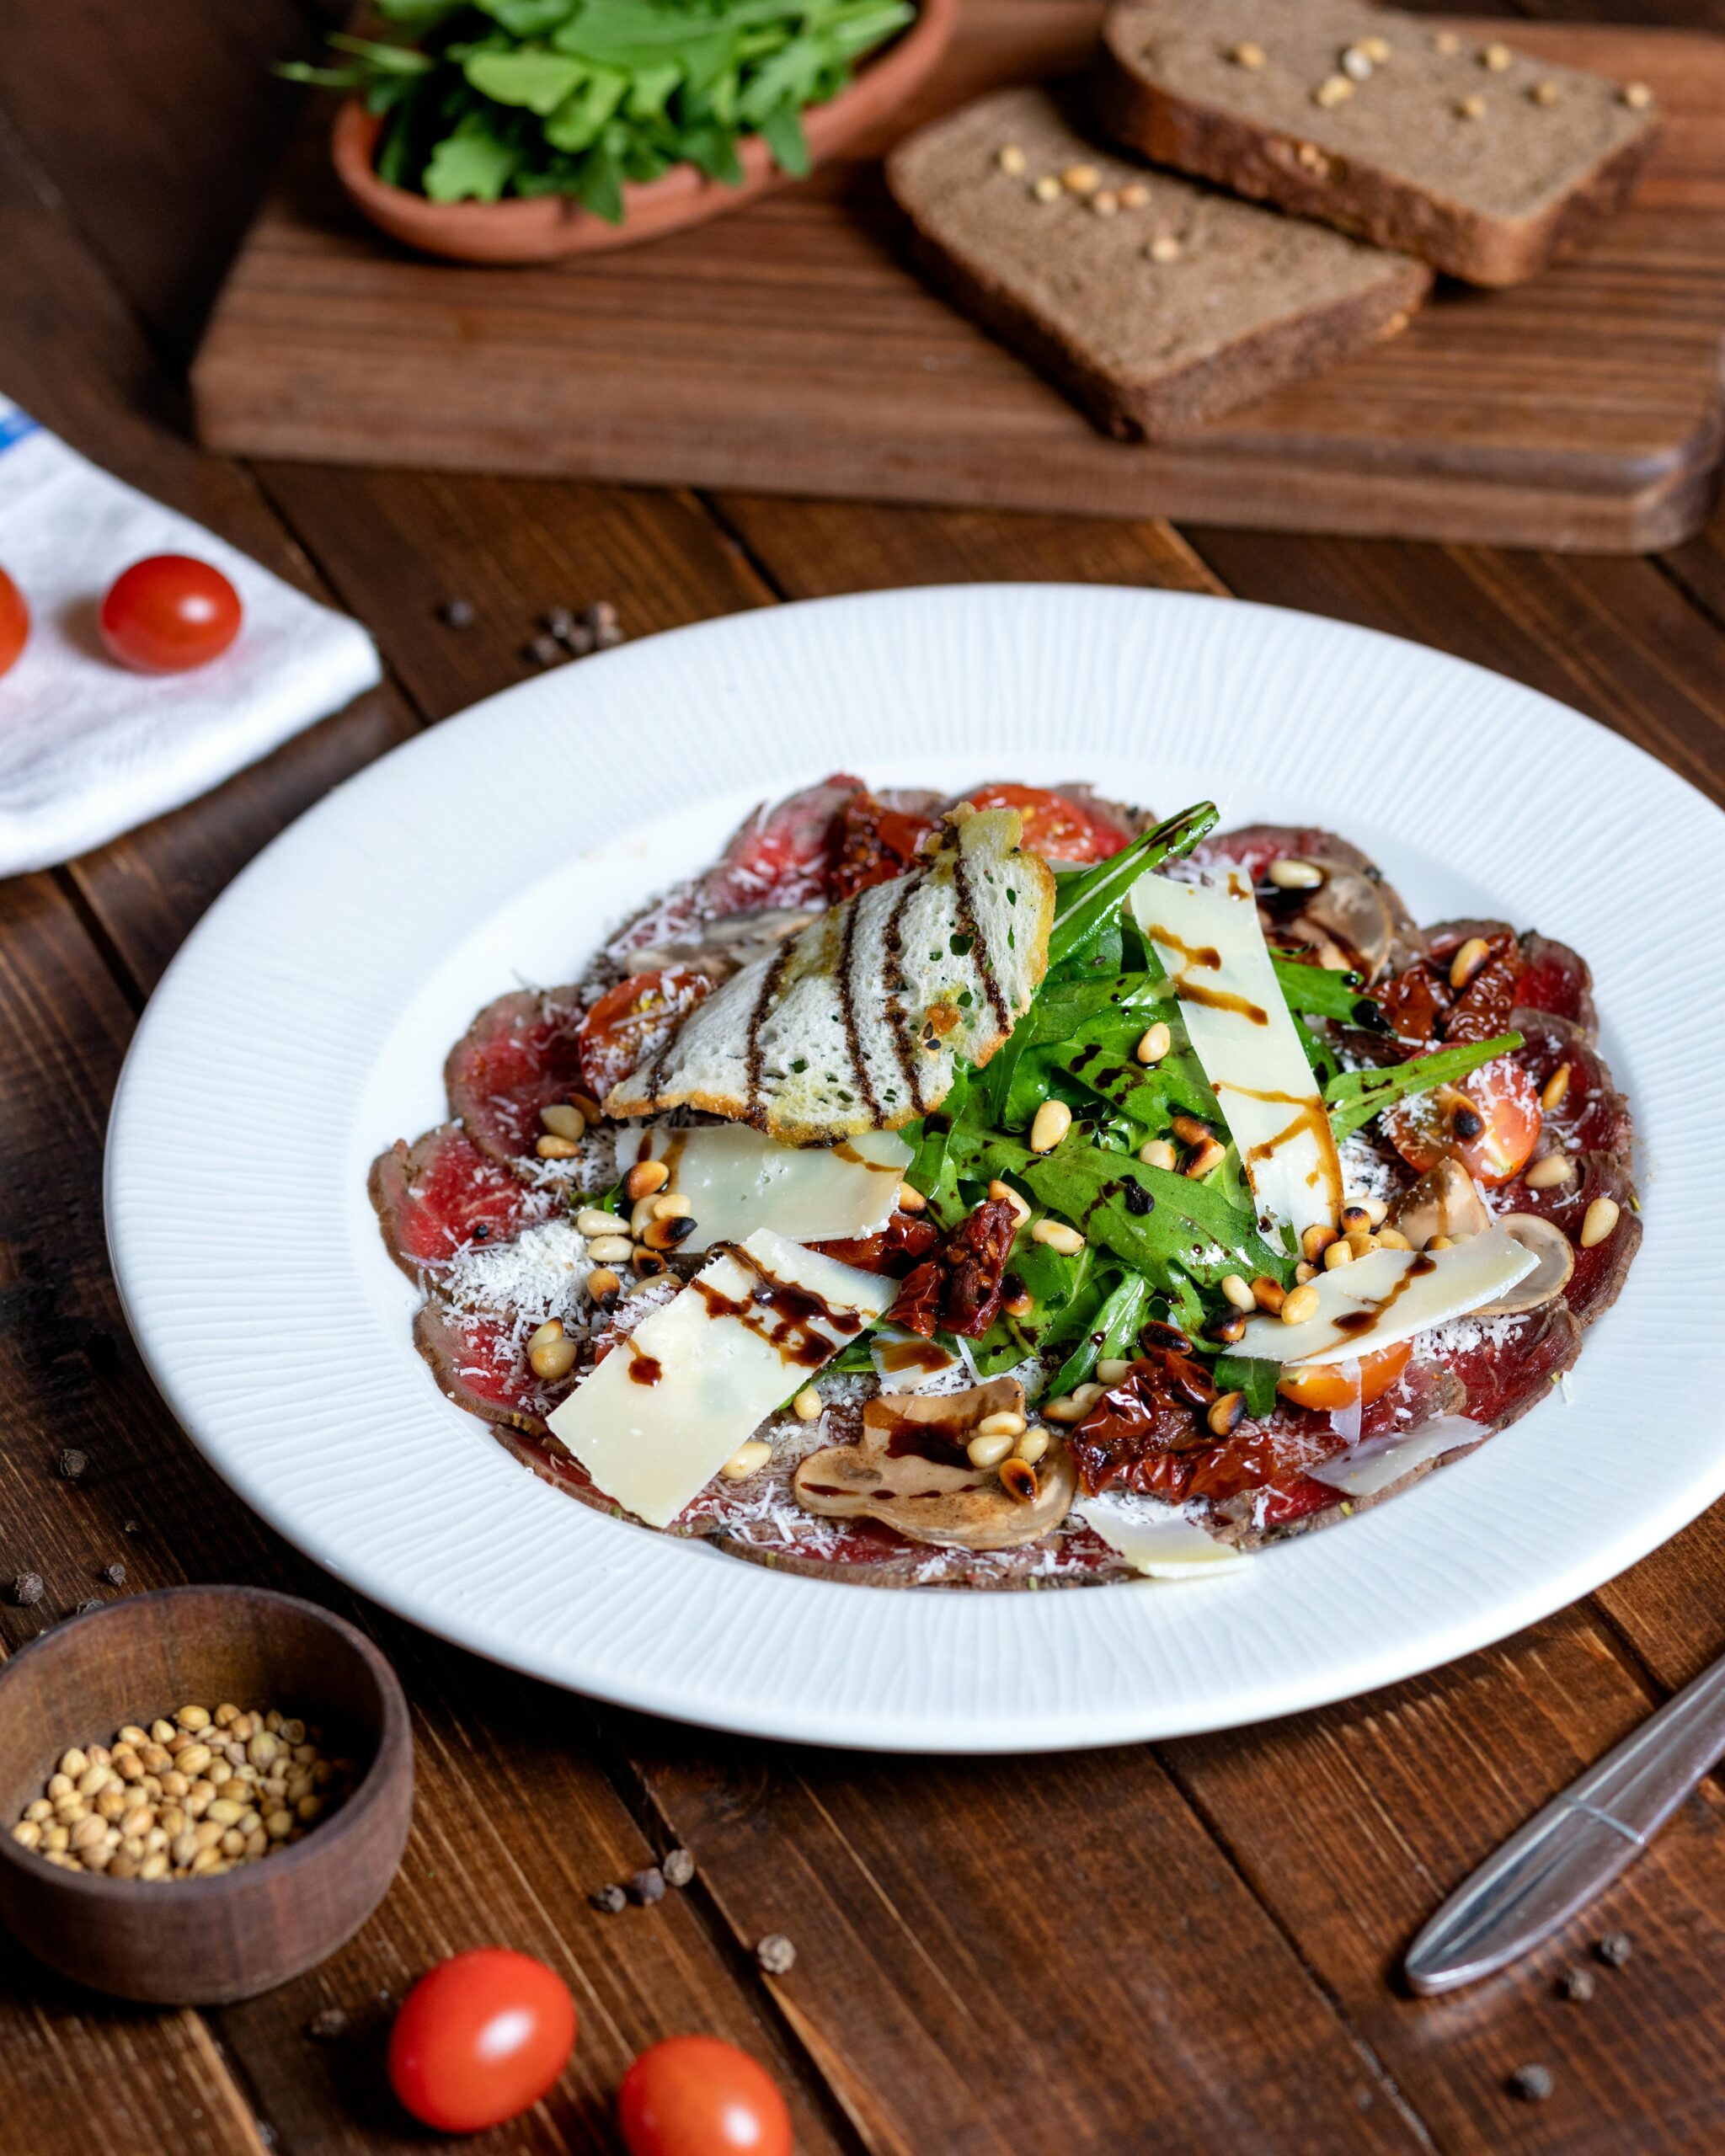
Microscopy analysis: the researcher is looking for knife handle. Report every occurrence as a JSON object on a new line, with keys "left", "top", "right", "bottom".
{"left": 1404, "top": 1648, "right": 1725, "bottom": 1995}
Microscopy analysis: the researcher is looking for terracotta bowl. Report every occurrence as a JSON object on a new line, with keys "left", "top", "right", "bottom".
{"left": 332, "top": 0, "right": 957, "bottom": 264}
{"left": 0, "top": 1586, "right": 413, "bottom": 2004}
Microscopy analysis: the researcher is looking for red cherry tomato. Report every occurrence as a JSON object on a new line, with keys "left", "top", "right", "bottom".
{"left": 1383, "top": 1057, "right": 1541, "bottom": 1189}
{"left": 1278, "top": 1339, "right": 1412, "bottom": 1414}
{"left": 387, "top": 1948, "right": 576, "bottom": 2134}
{"left": 618, "top": 2036, "right": 793, "bottom": 2156}
{"left": 962, "top": 782, "right": 1130, "bottom": 863}
{"left": 578, "top": 968, "right": 710, "bottom": 1101}
{"left": 99, "top": 553, "right": 242, "bottom": 674}
{"left": 0, "top": 567, "right": 29, "bottom": 679}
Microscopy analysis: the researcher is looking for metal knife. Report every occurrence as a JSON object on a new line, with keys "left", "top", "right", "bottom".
{"left": 1404, "top": 1646, "right": 1725, "bottom": 1994}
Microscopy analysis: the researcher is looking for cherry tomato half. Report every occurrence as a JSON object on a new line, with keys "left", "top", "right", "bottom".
{"left": 1382, "top": 1058, "right": 1541, "bottom": 1189}
{"left": 387, "top": 1948, "right": 576, "bottom": 2134}
{"left": 99, "top": 553, "right": 242, "bottom": 674}
{"left": 0, "top": 567, "right": 29, "bottom": 679}
{"left": 578, "top": 968, "right": 709, "bottom": 1101}
{"left": 1278, "top": 1339, "right": 1412, "bottom": 1415}
{"left": 618, "top": 2036, "right": 793, "bottom": 2156}
{"left": 963, "top": 782, "right": 1131, "bottom": 864}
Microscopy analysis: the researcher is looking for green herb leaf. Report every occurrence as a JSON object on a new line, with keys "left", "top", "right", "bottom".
{"left": 1327, "top": 1033, "right": 1523, "bottom": 1142}
{"left": 1215, "top": 1352, "right": 1279, "bottom": 1419}
{"left": 464, "top": 44, "right": 589, "bottom": 110}
{"left": 423, "top": 113, "right": 520, "bottom": 200}
{"left": 757, "top": 98, "right": 809, "bottom": 174}
{"left": 1045, "top": 802, "right": 1218, "bottom": 972}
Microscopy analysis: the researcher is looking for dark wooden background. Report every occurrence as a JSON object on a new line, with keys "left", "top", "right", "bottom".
{"left": 4, "top": 3, "right": 1725, "bottom": 2149}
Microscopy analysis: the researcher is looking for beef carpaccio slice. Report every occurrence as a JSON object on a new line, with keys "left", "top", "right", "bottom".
{"left": 445, "top": 985, "right": 590, "bottom": 1166}
{"left": 372, "top": 807, "right": 1640, "bottom": 1586}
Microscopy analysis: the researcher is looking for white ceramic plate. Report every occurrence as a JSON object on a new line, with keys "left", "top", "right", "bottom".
{"left": 106, "top": 586, "right": 1721, "bottom": 1753}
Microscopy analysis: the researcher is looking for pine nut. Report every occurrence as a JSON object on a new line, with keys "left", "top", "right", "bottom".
{"left": 1251, "top": 1277, "right": 1285, "bottom": 1314}
{"left": 630, "top": 1193, "right": 660, "bottom": 1237}
{"left": 1031, "top": 1219, "right": 1084, "bottom": 1255}
{"left": 541, "top": 1102, "right": 586, "bottom": 1143}
{"left": 1339, "top": 1203, "right": 1373, "bottom": 1236}
{"left": 624, "top": 1156, "right": 669, "bottom": 1200}
{"left": 1140, "top": 1139, "right": 1178, "bottom": 1171}
{"left": 1449, "top": 937, "right": 1492, "bottom": 990}
{"left": 537, "top": 1134, "right": 580, "bottom": 1160}
{"left": 1207, "top": 1391, "right": 1245, "bottom": 1438}
{"left": 1581, "top": 1197, "right": 1620, "bottom": 1248}
{"left": 1302, "top": 1224, "right": 1338, "bottom": 1262}
{"left": 1457, "top": 93, "right": 1486, "bottom": 118}
{"left": 1220, "top": 1273, "right": 1255, "bottom": 1312}
{"left": 1043, "top": 1385, "right": 1102, "bottom": 1423}
{"left": 527, "top": 1318, "right": 563, "bottom": 1357}
{"left": 1375, "top": 1227, "right": 1412, "bottom": 1251}
{"left": 975, "top": 1410, "right": 1028, "bottom": 1439}
{"left": 792, "top": 1386, "right": 823, "bottom": 1422}
{"left": 1281, "top": 1283, "right": 1322, "bottom": 1326}
{"left": 1314, "top": 73, "right": 1354, "bottom": 106}
{"left": 576, "top": 1207, "right": 617, "bottom": 1236}
{"left": 1092, "top": 189, "right": 1119, "bottom": 217}
{"left": 652, "top": 1193, "right": 693, "bottom": 1220}
{"left": 1341, "top": 45, "right": 1373, "bottom": 81}
{"left": 529, "top": 1333, "right": 579, "bottom": 1382}
{"left": 642, "top": 1213, "right": 695, "bottom": 1251}
{"left": 1530, "top": 78, "right": 1559, "bottom": 104}
{"left": 998, "top": 142, "right": 1026, "bottom": 175}
{"left": 1094, "top": 1359, "right": 1133, "bottom": 1385}
{"left": 1015, "top": 1428, "right": 1051, "bottom": 1466}
{"left": 1002, "top": 1290, "right": 1033, "bottom": 1319}
{"left": 1525, "top": 1153, "right": 1573, "bottom": 1190}
{"left": 1541, "top": 1064, "right": 1572, "bottom": 1112}
{"left": 1135, "top": 1022, "right": 1172, "bottom": 1065}
{"left": 1347, "top": 1231, "right": 1376, "bottom": 1258}
{"left": 1622, "top": 81, "right": 1653, "bottom": 109}
{"left": 1032, "top": 174, "right": 1061, "bottom": 204}
{"left": 1426, "top": 1234, "right": 1455, "bottom": 1251}
{"left": 1295, "top": 1260, "right": 1316, "bottom": 1283}
{"left": 1268, "top": 857, "right": 1324, "bottom": 891}
{"left": 633, "top": 1248, "right": 668, "bottom": 1277}
{"left": 1231, "top": 39, "right": 1266, "bottom": 67}
{"left": 1030, "top": 1099, "right": 1072, "bottom": 1153}
{"left": 587, "top": 1234, "right": 633, "bottom": 1264}
{"left": 898, "top": 1181, "right": 927, "bottom": 1212}
{"left": 988, "top": 1179, "right": 1033, "bottom": 1228}
{"left": 1062, "top": 163, "right": 1099, "bottom": 194}
{"left": 1119, "top": 183, "right": 1150, "bottom": 208}
{"left": 1184, "top": 1137, "right": 1226, "bottom": 1178}
{"left": 1482, "top": 41, "right": 1512, "bottom": 71}
{"left": 587, "top": 1266, "right": 622, "bottom": 1302}
{"left": 967, "top": 1430, "right": 1016, "bottom": 1470}
{"left": 1361, "top": 33, "right": 1391, "bottom": 61}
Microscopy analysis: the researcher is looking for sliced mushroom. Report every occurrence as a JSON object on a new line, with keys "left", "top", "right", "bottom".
{"left": 792, "top": 1378, "right": 1075, "bottom": 1550}
{"left": 1389, "top": 1158, "right": 1491, "bottom": 1249}
{"left": 1471, "top": 1214, "right": 1575, "bottom": 1317}
{"left": 628, "top": 905, "right": 820, "bottom": 985}
{"left": 1260, "top": 862, "right": 1399, "bottom": 983}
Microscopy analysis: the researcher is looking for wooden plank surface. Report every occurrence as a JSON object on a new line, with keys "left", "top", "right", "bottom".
{"left": 189, "top": 8, "right": 1725, "bottom": 551}
{"left": 8, "top": 0, "right": 1725, "bottom": 2150}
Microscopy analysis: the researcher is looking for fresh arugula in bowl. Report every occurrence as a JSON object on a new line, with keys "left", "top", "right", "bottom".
{"left": 286, "top": 0, "right": 916, "bottom": 222}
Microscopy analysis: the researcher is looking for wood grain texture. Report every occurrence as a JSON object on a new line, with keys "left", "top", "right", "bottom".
{"left": 191, "top": 9, "right": 1725, "bottom": 551}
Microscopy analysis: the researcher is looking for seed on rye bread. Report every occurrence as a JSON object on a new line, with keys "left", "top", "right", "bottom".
{"left": 1092, "top": 0, "right": 1660, "bottom": 287}
{"left": 885, "top": 84, "right": 1430, "bottom": 445}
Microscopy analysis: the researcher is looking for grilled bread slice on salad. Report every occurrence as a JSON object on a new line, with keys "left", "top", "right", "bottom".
{"left": 604, "top": 806, "right": 1057, "bottom": 1144}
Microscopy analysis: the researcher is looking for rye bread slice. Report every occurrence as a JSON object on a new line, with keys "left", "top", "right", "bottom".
{"left": 885, "top": 84, "right": 1431, "bottom": 442}
{"left": 1094, "top": 0, "right": 1660, "bottom": 287}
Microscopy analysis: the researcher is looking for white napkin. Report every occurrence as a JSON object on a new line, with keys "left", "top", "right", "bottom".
{"left": 0, "top": 399, "right": 382, "bottom": 876}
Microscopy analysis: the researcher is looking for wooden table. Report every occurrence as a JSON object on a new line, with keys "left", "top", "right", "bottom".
{"left": 4, "top": 3, "right": 1724, "bottom": 2148}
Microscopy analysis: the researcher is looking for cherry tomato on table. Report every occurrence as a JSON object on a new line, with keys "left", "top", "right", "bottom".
{"left": 578, "top": 968, "right": 710, "bottom": 1101}
{"left": 99, "top": 553, "right": 242, "bottom": 673}
{"left": 618, "top": 2036, "right": 793, "bottom": 2156}
{"left": 387, "top": 1947, "right": 576, "bottom": 2133}
{"left": 962, "top": 782, "right": 1130, "bottom": 863}
{"left": 0, "top": 566, "right": 29, "bottom": 679}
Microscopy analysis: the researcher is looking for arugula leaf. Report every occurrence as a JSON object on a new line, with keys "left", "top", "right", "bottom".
{"left": 1270, "top": 954, "right": 1381, "bottom": 1023}
{"left": 757, "top": 99, "right": 809, "bottom": 174}
{"left": 1047, "top": 1271, "right": 1149, "bottom": 1401}
{"left": 976, "top": 1134, "right": 1291, "bottom": 1291}
{"left": 1327, "top": 1033, "right": 1522, "bottom": 1142}
{"left": 464, "top": 45, "right": 589, "bottom": 111}
{"left": 1215, "top": 1352, "right": 1279, "bottom": 1419}
{"left": 423, "top": 112, "right": 519, "bottom": 200}
{"left": 1044, "top": 801, "right": 1217, "bottom": 973}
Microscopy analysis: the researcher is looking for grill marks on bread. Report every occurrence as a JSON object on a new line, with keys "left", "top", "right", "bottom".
{"left": 604, "top": 808, "right": 1056, "bottom": 1142}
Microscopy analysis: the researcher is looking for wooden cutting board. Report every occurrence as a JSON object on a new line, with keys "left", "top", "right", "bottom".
{"left": 193, "top": 8, "right": 1725, "bottom": 553}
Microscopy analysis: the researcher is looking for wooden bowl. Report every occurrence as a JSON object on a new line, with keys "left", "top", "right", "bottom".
{"left": 0, "top": 1586, "right": 413, "bottom": 2004}
{"left": 331, "top": 0, "right": 957, "bottom": 264}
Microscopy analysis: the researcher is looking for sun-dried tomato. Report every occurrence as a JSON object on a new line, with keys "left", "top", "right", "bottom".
{"left": 887, "top": 1259, "right": 944, "bottom": 1337}
{"left": 828, "top": 792, "right": 938, "bottom": 901}
{"left": 886, "top": 1197, "right": 1019, "bottom": 1339}
{"left": 1067, "top": 1330, "right": 1220, "bottom": 1495}
{"left": 814, "top": 1210, "right": 941, "bottom": 1273}
{"left": 1377, "top": 931, "right": 1522, "bottom": 1049}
